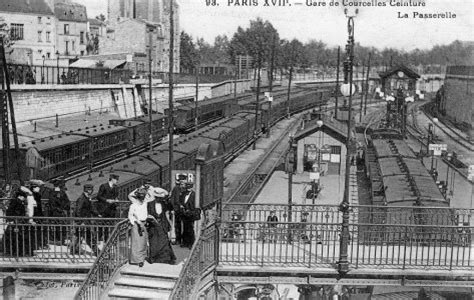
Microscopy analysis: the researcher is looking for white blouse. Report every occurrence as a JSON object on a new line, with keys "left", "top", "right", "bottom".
{"left": 128, "top": 202, "right": 148, "bottom": 223}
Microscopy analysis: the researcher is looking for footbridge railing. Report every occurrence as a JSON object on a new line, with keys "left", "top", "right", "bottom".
{"left": 219, "top": 204, "right": 473, "bottom": 271}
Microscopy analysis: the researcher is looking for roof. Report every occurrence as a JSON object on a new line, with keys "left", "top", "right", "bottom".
{"left": 0, "top": 0, "right": 54, "bottom": 15}
{"left": 378, "top": 65, "right": 420, "bottom": 79}
{"left": 69, "top": 59, "right": 126, "bottom": 69}
{"left": 54, "top": 1, "right": 87, "bottom": 22}
{"left": 88, "top": 18, "right": 105, "bottom": 26}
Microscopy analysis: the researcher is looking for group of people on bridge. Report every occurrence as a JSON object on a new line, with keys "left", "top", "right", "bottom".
{"left": 0, "top": 174, "right": 199, "bottom": 264}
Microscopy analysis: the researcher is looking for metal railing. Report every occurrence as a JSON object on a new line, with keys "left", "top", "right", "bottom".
{"left": 220, "top": 204, "right": 473, "bottom": 270}
{"left": 0, "top": 216, "right": 120, "bottom": 263}
{"left": 4, "top": 63, "right": 131, "bottom": 85}
{"left": 169, "top": 224, "right": 218, "bottom": 299}
{"left": 74, "top": 219, "right": 130, "bottom": 300}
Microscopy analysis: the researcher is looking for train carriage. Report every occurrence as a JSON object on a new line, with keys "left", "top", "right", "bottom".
{"left": 20, "top": 134, "right": 91, "bottom": 180}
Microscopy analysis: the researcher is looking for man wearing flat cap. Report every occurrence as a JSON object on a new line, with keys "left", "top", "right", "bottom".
{"left": 75, "top": 184, "right": 97, "bottom": 218}
{"left": 48, "top": 179, "right": 70, "bottom": 217}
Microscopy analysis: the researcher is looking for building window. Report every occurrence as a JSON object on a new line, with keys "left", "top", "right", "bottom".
{"left": 38, "top": 31, "right": 42, "bottom": 42}
{"left": 80, "top": 31, "right": 84, "bottom": 44}
{"left": 10, "top": 24, "right": 24, "bottom": 40}
{"left": 64, "top": 24, "right": 69, "bottom": 35}
{"left": 80, "top": 50, "right": 84, "bottom": 56}
{"left": 72, "top": 40, "right": 75, "bottom": 51}
{"left": 38, "top": 17, "right": 42, "bottom": 24}
{"left": 46, "top": 31, "right": 51, "bottom": 42}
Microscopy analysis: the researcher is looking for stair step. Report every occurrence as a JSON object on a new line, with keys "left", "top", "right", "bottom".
{"left": 120, "top": 264, "right": 181, "bottom": 280}
{"left": 109, "top": 287, "right": 170, "bottom": 299}
{"left": 115, "top": 277, "right": 175, "bottom": 290}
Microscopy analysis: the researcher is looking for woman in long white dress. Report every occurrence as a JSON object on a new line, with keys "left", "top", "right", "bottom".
{"left": 128, "top": 188, "right": 148, "bottom": 267}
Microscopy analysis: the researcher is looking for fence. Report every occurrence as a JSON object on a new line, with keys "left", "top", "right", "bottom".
{"left": 3, "top": 63, "right": 131, "bottom": 85}
{"left": 0, "top": 216, "right": 120, "bottom": 263}
{"left": 220, "top": 204, "right": 473, "bottom": 270}
{"left": 74, "top": 219, "right": 130, "bottom": 300}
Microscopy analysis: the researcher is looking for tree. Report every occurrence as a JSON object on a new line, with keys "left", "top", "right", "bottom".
{"left": 96, "top": 14, "right": 106, "bottom": 22}
{"left": 179, "top": 31, "right": 197, "bottom": 73}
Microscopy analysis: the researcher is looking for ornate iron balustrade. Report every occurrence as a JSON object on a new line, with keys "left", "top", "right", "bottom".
{"left": 220, "top": 203, "right": 473, "bottom": 271}
{"left": 74, "top": 219, "right": 130, "bottom": 300}
{"left": 5, "top": 63, "right": 131, "bottom": 85}
{"left": 0, "top": 216, "right": 120, "bottom": 264}
{"left": 169, "top": 224, "right": 218, "bottom": 299}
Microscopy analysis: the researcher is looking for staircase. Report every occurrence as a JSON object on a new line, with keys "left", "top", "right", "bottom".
{"left": 107, "top": 262, "right": 182, "bottom": 299}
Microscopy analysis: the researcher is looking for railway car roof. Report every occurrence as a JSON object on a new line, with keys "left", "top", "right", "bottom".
{"left": 21, "top": 133, "right": 89, "bottom": 151}
{"left": 109, "top": 119, "right": 144, "bottom": 127}
{"left": 372, "top": 139, "right": 416, "bottom": 158}
{"left": 65, "top": 169, "right": 143, "bottom": 201}
{"left": 135, "top": 113, "right": 165, "bottom": 122}
{"left": 71, "top": 124, "right": 127, "bottom": 137}
{"left": 384, "top": 175, "right": 445, "bottom": 204}
{"left": 172, "top": 136, "right": 216, "bottom": 154}
{"left": 109, "top": 156, "right": 160, "bottom": 176}
{"left": 378, "top": 157, "right": 430, "bottom": 177}
{"left": 139, "top": 150, "right": 187, "bottom": 167}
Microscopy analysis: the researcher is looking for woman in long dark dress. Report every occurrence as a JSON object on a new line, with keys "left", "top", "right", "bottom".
{"left": 3, "top": 190, "right": 34, "bottom": 256}
{"left": 146, "top": 196, "right": 176, "bottom": 265}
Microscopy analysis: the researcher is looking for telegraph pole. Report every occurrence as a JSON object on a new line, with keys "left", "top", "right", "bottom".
{"left": 364, "top": 53, "right": 371, "bottom": 115}
{"left": 0, "top": 37, "right": 20, "bottom": 183}
{"left": 267, "top": 34, "right": 276, "bottom": 138}
{"left": 252, "top": 56, "right": 261, "bottom": 150}
{"left": 194, "top": 60, "right": 199, "bottom": 131}
{"left": 168, "top": 0, "right": 174, "bottom": 186}
{"left": 148, "top": 27, "right": 153, "bottom": 151}
{"left": 359, "top": 61, "right": 365, "bottom": 123}
{"left": 335, "top": 46, "right": 340, "bottom": 119}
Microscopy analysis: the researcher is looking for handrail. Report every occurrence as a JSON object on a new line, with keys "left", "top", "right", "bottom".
{"left": 74, "top": 219, "right": 130, "bottom": 300}
{"left": 169, "top": 224, "right": 217, "bottom": 299}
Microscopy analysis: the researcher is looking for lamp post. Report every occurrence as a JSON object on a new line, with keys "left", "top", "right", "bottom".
{"left": 56, "top": 50, "right": 60, "bottom": 84}
{"left": 287, "top": 133, "right": 296, "bottom": 242}
{"left": 313, "top": 119, "right": 324, "bottom": 205}
{"left": 429, "top": 117, "right": 438, "bottom": 171}
{"left": 338, "top": 7, "right": 358, "bottom": 276}
{"left": 41, "top": 55, "right": 45, "bottom": 84}
{"left": 403, "top": 94, "right": 414, "bottom": 139}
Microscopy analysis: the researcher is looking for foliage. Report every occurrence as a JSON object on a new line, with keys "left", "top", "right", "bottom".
{"left": 95, "top": 14, "right": 106, "bottom": 22}
{"left": 179, "top": 31, "right": 197, "bottom": 73}
{"left": 0, "top": 17, "right": 14, "bottom": 50}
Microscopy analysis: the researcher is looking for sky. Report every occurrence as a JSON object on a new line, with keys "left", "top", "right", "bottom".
{"left": 76, "top": 0, "right": 473, "bottom": 51}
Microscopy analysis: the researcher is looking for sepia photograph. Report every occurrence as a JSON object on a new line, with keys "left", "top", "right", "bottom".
{"left": 0, "top": 0, "right": 472, "bottom": 299}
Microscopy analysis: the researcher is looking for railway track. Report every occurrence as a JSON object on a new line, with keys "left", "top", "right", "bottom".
{"left": 224, "top": 115, "right": 301, "bottom": 206}
{"left": 421, "top": 103, "right": 473, "bottom": 151}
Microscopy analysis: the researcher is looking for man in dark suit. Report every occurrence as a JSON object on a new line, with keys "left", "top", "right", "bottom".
{"left": 180, "top": 183, "right": 197, "bottom": 249}
{"left": 96, "top": 174, "right": 119, "bottom": 218}
{"left": 170, "top": 179, "right": 186, "bottom": 246}
{"left": 72, "top": 184, "right": 97, "bottom": 254}
{"left": 95, "top": 174, "right": 119, "bottom": 248}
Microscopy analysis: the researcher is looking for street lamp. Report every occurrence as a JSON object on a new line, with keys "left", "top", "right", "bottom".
{"left": 287, "top": 133, "right": 297, "bottom": 242}
{"left": 41, "top": 55, "right": 45, "bottom": 84}
{"left": 56, "top": 50, "right": 60, "bottom": 84}
{"left": 338, "top": 7, "right": 358, "bottom": 276}
{"left": 312, "top": 119, "right": 324, "bottom": 205}
{"left": 429, "top": 117, "right": 438, "bottom": 172}
{"left": 403, "top": 94, "right": 414, "bottom": 138}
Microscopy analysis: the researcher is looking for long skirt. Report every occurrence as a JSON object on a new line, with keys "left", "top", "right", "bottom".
{"left": 148, "top": 221, "right": 176, "bottom": 264}
{"left": 130, "top": 223, "right": 148, "bottom": 264}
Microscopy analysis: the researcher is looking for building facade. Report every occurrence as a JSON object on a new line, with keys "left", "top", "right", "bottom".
{"left": 105, "top": 0, "right": 180, "bottom": 73}
{"left": 54, "top": 0, "right": 88, "bottom": 58}
{"left": 0, "top": 0, "right": 57, "bottom": 64}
